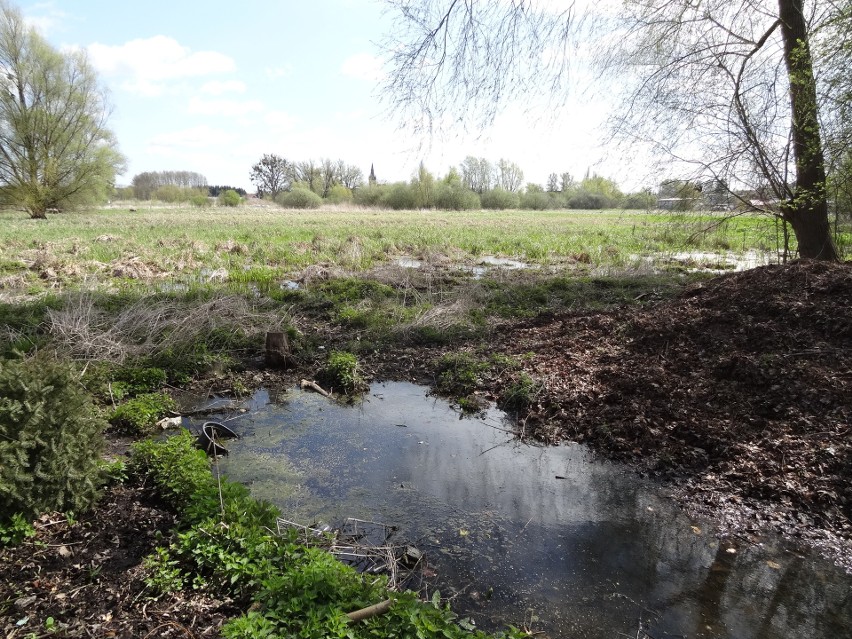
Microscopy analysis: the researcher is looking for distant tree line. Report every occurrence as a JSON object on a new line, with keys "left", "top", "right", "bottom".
{"left": 131, "top": 170, "right": 208, "bottom": 200}
{"left": 208, "top": 185, "right": 247, "bottom": 197}
{"left": 250, "top": 154, "right": 364, "bottom": 200}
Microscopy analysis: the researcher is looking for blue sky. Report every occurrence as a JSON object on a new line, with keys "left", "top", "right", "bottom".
{"left": 20, "top": 0, "right": 632, "bottom": 191}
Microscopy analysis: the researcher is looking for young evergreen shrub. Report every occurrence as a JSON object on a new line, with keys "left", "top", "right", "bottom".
{"left": 274, "top": 188, "right": 322, "bottom": 209}
{"left": 0, "top": 355, "right": 106, "bottom": 521}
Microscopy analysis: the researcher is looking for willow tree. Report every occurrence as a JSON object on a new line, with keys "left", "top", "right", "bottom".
{"left": 0, "top": 1, "right": 124, "bottom": 219}
{"left": 382, "top": 0, "right": 847, "bottom": 259}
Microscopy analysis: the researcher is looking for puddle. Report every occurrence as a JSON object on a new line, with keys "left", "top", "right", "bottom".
{"left": 210, "top": 382, "right": 852, "bottom": 638}
{"left": 397, "top": 257, "right": 423, "bottom": 269}
{"left": 632, "top": 250, "right": 776, "bottom": 273}
{"left": 280, "top": 280, "right": 300, "bottom": 290}
{"left": 397, "top": 255, "right": 531, "bottom": 280}
{"left": 476, "top": 256, "right": 529, "bottom": 269}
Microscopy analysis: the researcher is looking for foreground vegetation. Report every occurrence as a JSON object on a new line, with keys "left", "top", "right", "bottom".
{"left": 132, "top": 431, "right": 524, "bottom": 638}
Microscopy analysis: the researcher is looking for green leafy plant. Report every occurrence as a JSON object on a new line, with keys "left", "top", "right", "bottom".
{"left": 110, "top": 391, "right": 176, "bottom": 433}
{"left": 111, "top": 366, "right": 167, "bottom": 399}
{"left": 0, "top": 354, "right": 106, "bottom": 521}
{"left": 0, "top": 512, "right": 36, "bottom": 546}
{"left": 499, "top": 372, "right": 541, "bottom": 411}
{"left": 435, "top": 353, "right": 486, "bottom": 397}
{"left": 129, "top": 430, "right": 212, "bottom": 512}
{"left": 318, "top": 350, "right": 365, "bottom": 394}
{"left": 98, "top": 459, "right": 128, "bottom": 486}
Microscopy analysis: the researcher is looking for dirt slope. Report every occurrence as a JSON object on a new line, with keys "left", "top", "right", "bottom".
{"left": 500, "top": 260, "right": 851, "bottom": 561}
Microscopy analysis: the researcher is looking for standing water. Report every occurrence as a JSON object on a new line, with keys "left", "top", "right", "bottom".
{"left": 209, "top": 382, "right": 851, "bottom": 638}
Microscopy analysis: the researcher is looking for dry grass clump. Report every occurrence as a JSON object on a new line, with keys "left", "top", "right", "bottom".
{"left": 404, "top": 296, "right": 477, "bottom": 332}
{"left": 47, "top": 292, "right": 290, "bottom": 363}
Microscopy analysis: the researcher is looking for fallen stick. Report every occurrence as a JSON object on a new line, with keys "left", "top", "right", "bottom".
{"left": 300, "top": 379, "right": 331, "bottom": 397}
{"left": 346, "top": 599, "right": 394, "bottom": 623}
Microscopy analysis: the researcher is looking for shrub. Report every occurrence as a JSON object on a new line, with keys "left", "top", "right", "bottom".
{"left": 275, "top": 187, "right": 322, "bottom": 209}
{"left": 219, "top": 189, "right": 242, "bottom": 207}
{"left": 434, "top": 183, "right": 481, "bottom": 210}
{"left": 520, "top": 190, "right": 554, "bottom": 210}
{"left": 382, "top": 182, "right": 419, "bottom": 210}
{"left": 568, "top": 190, "right": 611, "bottom": 210}
{"left": 190, "top": 194, "right": 212, "bottom": 207}
{"left": 318, "top": 350, "right": 365, "bottom": 394}
{"left": 622, "top": 190, "right": 657, "bottom": 209}
{"left": 353, "top": 184, "right": 387, "bottom": 207}
{"left": 326, "top": 184, "right": 353, "bottom": 203}
{"left": 481, "top": 187, "right": 520, "bottom": 210}
{"left": 0, "top": 355, "right": 106, "bottom": 521}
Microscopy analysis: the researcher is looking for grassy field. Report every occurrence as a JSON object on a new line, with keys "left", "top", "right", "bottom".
{"left": 0, "top": 202, "right": 847, "bottom": 369}
{"left": 0, "top": 203, "right": 825, "bottom": 297}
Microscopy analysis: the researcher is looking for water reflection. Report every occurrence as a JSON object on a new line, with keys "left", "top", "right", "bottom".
{"left": 212, "top": 382, "right": 852, "bottom": 639}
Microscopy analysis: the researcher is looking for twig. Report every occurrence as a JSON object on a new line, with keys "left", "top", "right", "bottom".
{"left": 346, "top": 599, "right": 394, "bottom": 623}
{"left": 300, "top": 379, "right": 331, "bottom": 397}
{"left": 479, "top": 438, "right": 513, "bottom": 456}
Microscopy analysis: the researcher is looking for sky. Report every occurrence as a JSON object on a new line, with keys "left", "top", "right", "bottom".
{"left": 19, "top": 0, "right": 639, "bottom": 192}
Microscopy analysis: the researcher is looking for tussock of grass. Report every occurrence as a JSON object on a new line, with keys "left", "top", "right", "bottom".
{"left": 46, "top": 291, "right": 291, "bottom": 364}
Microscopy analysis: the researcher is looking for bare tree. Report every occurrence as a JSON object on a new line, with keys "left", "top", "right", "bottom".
{"left": 381, "top": 1, "right": 575, "bottom": 135}
{"left": 601, "top": 0, "right": 840, "bottom": 259}
{"left": 340, "top": 163, "right": 364, "bottom": 190}
{"left": 250, "top": 153, "right": 290, "bottom": 197}
{"left": 382, "top": 0, "right": 847, "bottom": 259}
{"left": 460, "top": 156, "right": 492, "bottom": 194}
{"left": 496, "top": 158, "right": 524, "bottom": 192}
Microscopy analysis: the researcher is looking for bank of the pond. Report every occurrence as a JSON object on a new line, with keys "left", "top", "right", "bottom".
{"left": 357, "top": 260, "right": 852, "bottom": 570}
{"left": 207, "top": 381, "right": 852, "bottom": 639}
{"left": 1, "top": 431, "right": 526, "bottom": 639}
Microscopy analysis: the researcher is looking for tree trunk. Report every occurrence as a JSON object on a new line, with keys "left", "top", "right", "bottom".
{"left": 778, "top": 0, "right": 839, "bottom": 260}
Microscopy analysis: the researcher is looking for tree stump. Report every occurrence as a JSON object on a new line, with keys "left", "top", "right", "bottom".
{"left": 265, "top": 331, "right": 293, "bottom": 369}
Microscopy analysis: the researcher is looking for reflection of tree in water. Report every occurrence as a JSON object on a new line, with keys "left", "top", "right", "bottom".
{"left": 222, "top": 382, "right": 852, "bottom": 639}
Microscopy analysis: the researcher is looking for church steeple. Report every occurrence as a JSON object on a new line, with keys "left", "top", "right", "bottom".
{"left": 369, "top": 163, "right": 377, "bottom": 186}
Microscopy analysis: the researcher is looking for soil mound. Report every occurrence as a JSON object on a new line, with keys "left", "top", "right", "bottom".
{"left": 508, "top": 260, "right": 852, "bottom": 550}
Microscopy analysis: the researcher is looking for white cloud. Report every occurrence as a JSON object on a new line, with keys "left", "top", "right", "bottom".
{"left": 263, "top": 110, "right": 299, "bottom": 132}
{"left": 23, "top": 2, "right": 69, "bottom": 36}
{"left": 187, "top": 97, "right": 265, "bottom": 117}
{"left": 340, "top": 52, "right": 385, "bottom": 82}
{"left": 200, "top": 80, "right": 247, "bottom": 96}
{"left": 265, "top": 65, "right": 293, "bottom": 80}
{"left": 88, "top": 36, "right": 236, "bottom": 96}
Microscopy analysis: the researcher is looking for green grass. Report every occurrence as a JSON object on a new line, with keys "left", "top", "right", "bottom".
{"left": 3, "top": 205, "right": 841, "bottom": 300}
{"left": 1, "top": 204, "right": 846, "bottom": 361}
